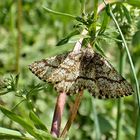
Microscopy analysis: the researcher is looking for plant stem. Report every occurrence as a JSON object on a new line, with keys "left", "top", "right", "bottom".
{"left": 92, "top": 99, "right": 101, "bottom": 140}
{"left": 116, "top": 99, "right": 122, "bottom": 140}
{"left": 116, "top": 48, "right": 126, "bottom": 140}
{"left": 103, "top": 1, "right": 140, "bottom": 139}
{"left": 93, "top": 0, "right": 98, "bottom": 35}
{"left": 80, "top": 0, "right": 86, "bottom": 15}
{"left": 135, "top": 111, "right": 140, "bottom": 140}
{"left": 103, "top": 0, "right": 140, "bottom": 108}
{"left": 97, "top": 0, "right": 122, "bottom": 13}
{"left": 73, "top": 0, "right": 121, "bottom": 51}
{"left": 73, "top": 29, "right": 88, "bottom": 52}
{"left": 60, "top": 90, "right": 83, "bottom": 138}
{"left": 89, "top": 0, "right": 98, "bottom": 45}
{"left": 16, "top": 0, "right": 22, "bottom": 74}
{"left": 51, "top": 92, "right": 67, "bottom": 137}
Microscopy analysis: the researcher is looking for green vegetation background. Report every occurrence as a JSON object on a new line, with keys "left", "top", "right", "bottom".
{"left": 0, "top": 0, "right": 140, "bottom": 140}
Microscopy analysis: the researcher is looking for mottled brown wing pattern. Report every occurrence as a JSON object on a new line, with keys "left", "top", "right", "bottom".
{"left": 29, "top": 53, "right": 69, "bottom": 82}
{"left": 48, "top": 51, "right": 82, "bottom": 93}
{"left": 78, "top": 49, "right": 133, "bottom": 98}
{"left": 29, "top": 48, "right": 134, "bottom": 99}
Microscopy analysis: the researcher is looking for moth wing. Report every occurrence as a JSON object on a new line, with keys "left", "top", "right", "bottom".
{"left": 29, "top": 53, "right": 68, "bottom": 82}
{"left": 89, "top": 52, "right": 134, "bottom": 99}
{"left": 49, "top": 51, "right": 82, "bottom": 93}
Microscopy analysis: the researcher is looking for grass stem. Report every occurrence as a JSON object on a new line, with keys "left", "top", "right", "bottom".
{"left": 103, "top": 1, "right": 140, "bottom": 140}
{"left": 116, "top": 49, "right": 125, "bottom": 140}
{"left": 103, "top": 0, "right": 140, "bottom": 107}
{"left": 16, "top": 0, "right": 22, "bottom": 74}
{"left": 92, "top": 99, "right": 101, "bottom": 140}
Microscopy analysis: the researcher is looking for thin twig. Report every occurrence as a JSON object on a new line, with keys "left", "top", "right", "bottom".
{"left": 60, "top": 90, "right": 83, "bottom": 138}
{"left": 51, "top": 92, "right": 67, "bottom": 137}
{"left": 73, "top": 29, "right": 88, "bottom": 52}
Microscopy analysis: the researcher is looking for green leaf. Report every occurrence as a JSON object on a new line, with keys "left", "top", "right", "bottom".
{"left": 43, "top": 6, "right": 76, "bottom": 18}
{"left": 137, "top": 20, "right": 140, "bottom": 30}
{"left": 0, "top": 91, "right": 9, "bottom": 95}
{"left": 0, "top": 135, "right": 32, "bottom": 140}
{"left": 56, "top": 38, "right": 69, "bottom": 46}
{"left": 0, "top": 106, "right": 58, "bottom": 140}
{"left": 98, "top": 115, "right": 113, "bottom": 134}
{"left": 95, "top": 42, "right": 106, "bottom": 57}
{"left": 0, "top": 105, "right": 39, "bottom": 139}
{"left": 29, "top": 111, "right": 49, "bottom": 132}
{"left": 125, "top": 0, "right": 140, "bottom": 7}
{"left": 122, "top": 4, "right": 131, "bottom": 24}
{"left": 0, "top": 127, "right": 23, "bottom": 136}
{"left": 135, "top": 111, "right": 140, "bottom": 140}
{"left": 132, "top": 30, "right": 140, "bottom": 46}
{"left": 26, "top": 83, "right": 45, "bottom": 99}
{"left": 68, "top": 34, "right": 90, "bottom": 44}
{"left": 98, "top": 10, "right": 110, "bottom": 35}
{"left": 75, "top": 16, "right": 88, "bottom": 25}
{"left": 33, "top": 129, "right": 59, "bottom": 140}
{"left": 56, "top": 30, "right": 80, "bottom": 46}
{"left": 0, "top": 127, "right": 33, "bottom": 140}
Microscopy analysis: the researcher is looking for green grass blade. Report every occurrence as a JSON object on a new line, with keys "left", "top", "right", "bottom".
{"left": 56, "top": 30, "right": 80, "bottom": 46}
{"left": 0, "top": 105, "right": 40, "bottom": 139}
{"left": 29, "top": 111, "right": 49, "bottom": 132}
{"left": 0, "top": 134, "right": 32, "bottom": 140}
{"left": 103, "top": 1, "right": 140, "bottom": 140}
{"left": 103, "top": 0, "right": 140, "bottom": 107}
{"left": 0, "top": 127, "right": 33, "bottom": 140}
{"left": 125, "top": 0, "right": 140, "bottom": 7}
{"left": 135, "top": 111, "right": 140, "bottom": 140}
{"left": 116, "top": 48, "right": 126, "bottom": 140}
{"left": 92, "top": 99, "right": 101, "bottom": 140}
{"left": 0, "top": 105, "right": 58, "bottom": 140}
{"left": 98, "top": 11, "right": 110, "bottom": 35}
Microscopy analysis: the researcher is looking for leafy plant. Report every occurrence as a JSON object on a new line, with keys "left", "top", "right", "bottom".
{"left": 0, "top": 0, "right": 140, "bottom": 140}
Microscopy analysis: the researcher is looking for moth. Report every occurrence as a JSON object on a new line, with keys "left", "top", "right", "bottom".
{"left": 29, "top": 48, "right": 134, "bottom": 99}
